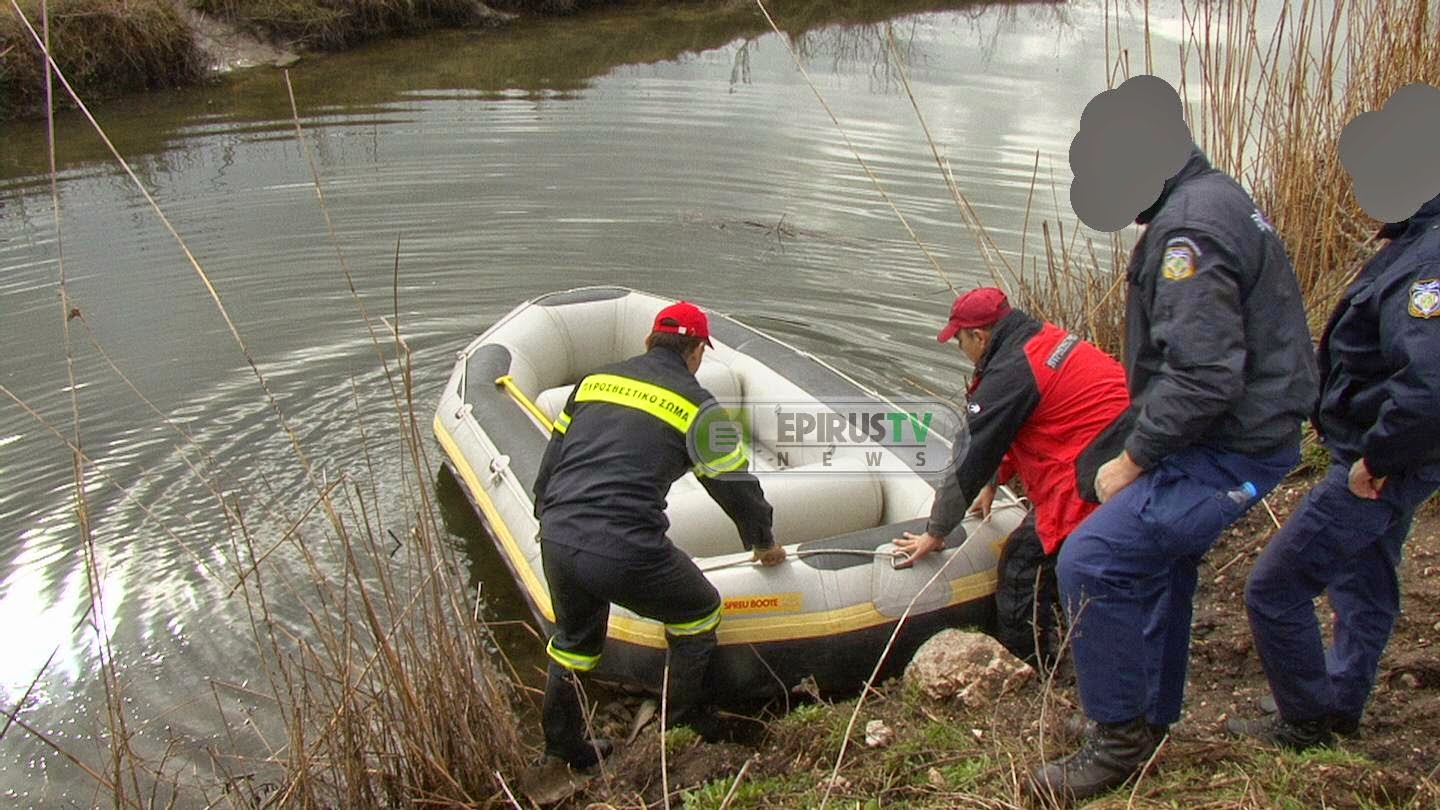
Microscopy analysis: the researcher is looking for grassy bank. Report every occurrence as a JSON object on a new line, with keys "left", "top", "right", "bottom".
{"left": 0, "top": 0, "right": 639, "bottom": 118}
{"left": 0, "top": 0, "right": 205, "bottom": 119}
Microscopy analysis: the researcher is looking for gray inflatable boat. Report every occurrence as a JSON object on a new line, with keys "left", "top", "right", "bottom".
{"left": 433, "top": 287, "right": 1026, "bottom": 698}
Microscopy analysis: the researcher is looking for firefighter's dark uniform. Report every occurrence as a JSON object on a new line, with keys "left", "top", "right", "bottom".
{"left": 1057, "top": 147, "right": 1319, "bottom": 728}
{"left": 1244, "top": 192, "right": 1440, "bottom": 733}
{"left": 533, "top": 345, "right": 774, "bottom": 766}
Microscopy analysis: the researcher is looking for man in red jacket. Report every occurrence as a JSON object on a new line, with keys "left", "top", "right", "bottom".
{"left": 896, "top": 288, "right": 1130, "bottom": 667}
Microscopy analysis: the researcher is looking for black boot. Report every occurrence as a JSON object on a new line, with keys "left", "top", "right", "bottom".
{"left": 1030, "top": 717, "right": 1161, "bottom": 804}
{"left": 1227, "top": 713, "right": 1333, "bottom": 750}
{"left": 541, "top": 663, "right": 613, "bottom": 770}
{"left": 1257, "top": 693, "right": 1360, "bottom": 737}
{"left": 663, "top": 629, "right": 719, "bottom": 737}
{"left": 1061, "top": 714, "right": 1169, "bottom": 747}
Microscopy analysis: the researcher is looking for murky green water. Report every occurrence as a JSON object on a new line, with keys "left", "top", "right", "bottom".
{"left": 0, "top": 0, "right": 1197, "bottom": 800}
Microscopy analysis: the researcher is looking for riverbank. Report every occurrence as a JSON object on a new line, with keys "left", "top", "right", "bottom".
{"left": 0, "top": 0, "right": 528, "bottom": 118}
{"left": 550, "top": 473, "right": 1440, "bottom": 807}
{"left": 0, "top": 0, "right": 996, "bottom": 120}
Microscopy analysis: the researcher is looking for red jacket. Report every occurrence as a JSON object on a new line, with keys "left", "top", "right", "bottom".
{"left": 927, "top": 310, "right": 1130, "bottom": 553}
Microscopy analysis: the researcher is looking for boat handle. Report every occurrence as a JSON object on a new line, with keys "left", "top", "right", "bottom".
{"left": 488, "top": 455, "right": 511, "bottom": 485}
{"left": 495, "top": 375, "right": 554, "bottom": 432}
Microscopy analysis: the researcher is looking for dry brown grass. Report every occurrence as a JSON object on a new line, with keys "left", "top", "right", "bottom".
{"left": 1, "top": 0, "right": 204, "bottom": 117}
{"left": 1008, "top": 0, "right": 1440, "bottom": 356}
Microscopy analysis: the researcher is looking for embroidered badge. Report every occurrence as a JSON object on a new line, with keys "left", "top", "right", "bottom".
{"left": 1161, "top": 238, "right": 1198, "bottom": 281}
{"left": 1410, "top": 278, "right": 1440, "bottom": 319}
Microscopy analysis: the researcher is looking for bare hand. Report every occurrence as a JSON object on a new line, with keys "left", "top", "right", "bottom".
{"left": 1095, "top": 451, "right": 1144, "bottom": 504}
{"left": 753, "top": 545, "right": 787, "bottom": 566}
{"left": 969, "top": 484, "right": 997, "bottom": 519}
{"left": 892, "top": 531, "right": 944, "bottom": 569}
{"left": 1348, "top": 458, "right": 1387, "bottom": 500}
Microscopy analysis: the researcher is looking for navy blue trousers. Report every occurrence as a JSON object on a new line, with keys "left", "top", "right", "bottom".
{"left": 1058, "top": 443, "right": 1298, "bottom": 726}
{"left": 1244, "top": 461, "right": 1440, "bottom": 724}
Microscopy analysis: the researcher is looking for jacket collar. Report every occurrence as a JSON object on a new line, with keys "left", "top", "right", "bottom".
{"left": 1377, "top": 192, "right": 1440, "bottom": 240}
{"left": 1135, "top": 145, "right": 1212, "bottom": 225}
{"left": 974, "top": 309, "right": 1036, "bottom": 377}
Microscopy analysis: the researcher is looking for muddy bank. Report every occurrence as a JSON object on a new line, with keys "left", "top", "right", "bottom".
{"left": 542, "top": 472, "right": 1440, "bottom": 807}
{"left": 0, "top": 0, "right": 1002, "bottom": 120}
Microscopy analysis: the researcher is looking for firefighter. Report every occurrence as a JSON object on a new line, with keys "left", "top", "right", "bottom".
{"left": 533, "top": 300, "right": 783, "bottom": 770}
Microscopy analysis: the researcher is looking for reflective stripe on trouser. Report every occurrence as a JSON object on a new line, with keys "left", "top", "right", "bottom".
{"left": 1244, "top": 461, "right": 1440, "bottom": 723}
{"left": 546, "top": 637, "right": 599, "bottom": 672}
{"left": 1058, "top": 443, "right": 1298, "bottom": 726}
{"left": 553, "top": 411, "right": 571, "bottom": 435}
{"left": 665, "top": 603, "right": 722, "bottom": 636}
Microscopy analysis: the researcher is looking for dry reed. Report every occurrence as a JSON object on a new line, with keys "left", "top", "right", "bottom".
{"left": 7, "top": 2, "right": 527, "bottom": 806}
{"left": 1012, "top": 0, "right": 1440, "bottom": 356}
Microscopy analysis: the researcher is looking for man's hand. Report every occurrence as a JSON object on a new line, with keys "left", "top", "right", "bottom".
{"left": 892, "top": 531, "right": 944, "bottom": 569}
{"left": 969, "top": 484, "right": 997, "bottom": 520}
{"left": 1095, "top": 451, "right": 1145, "bottom": 503}
{"left": 753, "top": 545, "right": 787, "bottom": 567}
{"left": 1348, "top": 458, "right": 1387, "bottom": 500}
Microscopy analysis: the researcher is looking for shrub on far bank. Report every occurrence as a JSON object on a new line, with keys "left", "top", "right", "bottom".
{"left": 1, "top": 0, "right": 205, "bottom": 118}
{"left": 192, "top": 0, "right": 517, "bottom": 49}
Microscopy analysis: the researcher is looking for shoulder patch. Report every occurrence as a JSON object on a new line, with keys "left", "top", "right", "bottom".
{"left": 1161, "top": 238, "right": 1199, "bottom": 282}
{"left": 1410, "top": 278, "right": 1440, "bottom": 319}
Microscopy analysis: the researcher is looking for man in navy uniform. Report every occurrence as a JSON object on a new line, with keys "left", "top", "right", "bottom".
{"left": 1229, "top": 190, "right": 1440, "bottom": 749}
{"left": 533, "top": 301, "right": 783, "bottom": 770}
{"left": 1031, "top": 143, "right": 1318, "bottom": 802}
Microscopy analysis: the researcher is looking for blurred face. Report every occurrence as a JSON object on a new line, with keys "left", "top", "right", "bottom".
{"left": 956, "top": 328, "right": 988, "bottom": 365}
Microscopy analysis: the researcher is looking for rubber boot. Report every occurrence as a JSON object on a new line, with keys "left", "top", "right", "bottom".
{"left": 1226, "top": 713, "right": 1333, "bottom": 751}
{"left": 541, "top": 663, "right": 612, "bottom": 770}
{"left": 663, "top": 629, "right": 720, "bottom": 738}
{"left": 1030, "top": 717, "right": 1161, "bottom": 804}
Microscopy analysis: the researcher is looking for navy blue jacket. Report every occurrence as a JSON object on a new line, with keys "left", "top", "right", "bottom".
{"left": 1314, "top": 193, "right": 1440, "bottom": 477}
{"left": 1121, "top": 147, "right": 1318, "bottom": 469}
{"left": 534, "top": 346, "right": 775, "bottom": 559}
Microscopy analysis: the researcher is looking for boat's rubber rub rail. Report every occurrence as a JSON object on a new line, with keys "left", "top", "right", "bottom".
{"left": 574, "top": 373, "right": 699, "bottom": 433}
{"left": 534, "top": 287, "right": 630, "bottom": 307}
{"left": 546, "top": 638, "right": 600, "bottom": 672}
{"left": 463, "top": 345, "right": 545, "bottom": 488}
{"left": 665, "top": 603, "right": 723, "bottom": 637}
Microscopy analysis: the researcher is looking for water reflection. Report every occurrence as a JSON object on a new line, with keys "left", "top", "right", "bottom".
{"left": 0, "top": 0, "right": 1185, "bottom": 800}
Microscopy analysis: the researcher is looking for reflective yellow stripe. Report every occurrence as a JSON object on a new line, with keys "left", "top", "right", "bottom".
{"left": 547, "top": 638, "right": 600, "bottom": 672}
{"left": 695, "top": 444, "right": 749, "bottom": 477}
{"left": 553, "top": 411, "right": 571, "bottom": 435}
{"left": 574, "top": 374, "right": 698, "bottom": 434}
{"left": 666, "top": 604, "right": 722, "bottom": 637}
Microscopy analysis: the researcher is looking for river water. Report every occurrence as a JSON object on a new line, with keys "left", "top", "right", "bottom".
{"left": 0, "top": 0, "right": 1204, "bottom": 801}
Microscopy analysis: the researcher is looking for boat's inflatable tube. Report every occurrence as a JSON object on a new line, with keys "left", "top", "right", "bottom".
{"left": 433, "top": 287, "right": 1027, "bottom": 698}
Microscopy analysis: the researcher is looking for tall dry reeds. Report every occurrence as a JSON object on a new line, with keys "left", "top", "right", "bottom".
{"left": 1007, "top": 0, "right": 1440, "bottom": 355}
{"left": 4, "top": 4, "right": 526, "bottom": 806}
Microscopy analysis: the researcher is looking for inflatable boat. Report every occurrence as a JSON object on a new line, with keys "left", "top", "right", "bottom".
{"left": 433, "top": 287, "right": 1027, "bottom": 698}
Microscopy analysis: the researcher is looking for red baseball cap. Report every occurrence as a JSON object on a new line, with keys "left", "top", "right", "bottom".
{"left": 937, "top": 287, "right": 1011, "bottom": 343}
{"left": 653, "top": 300, "right": 714, "bottom": 348}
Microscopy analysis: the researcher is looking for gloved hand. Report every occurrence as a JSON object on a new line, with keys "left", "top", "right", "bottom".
{"left": 752, "top": 544, "right": 787, "bottom": 567}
